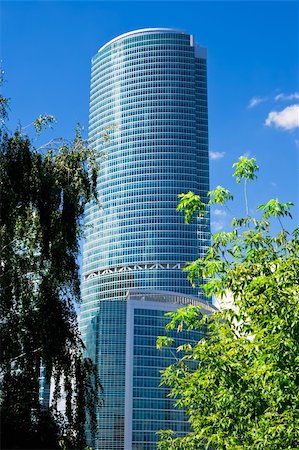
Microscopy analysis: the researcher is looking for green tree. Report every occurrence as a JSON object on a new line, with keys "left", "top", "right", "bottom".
{"left": 0, "top": 90, "right": 102, "bottom": 449}
{"left": 157, "top": 157, "right": 299, "bottom": 450}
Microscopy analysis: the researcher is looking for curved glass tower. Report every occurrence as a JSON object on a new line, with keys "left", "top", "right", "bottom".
{"left": 80, "top": 29, "right": 212, "bottom": 449}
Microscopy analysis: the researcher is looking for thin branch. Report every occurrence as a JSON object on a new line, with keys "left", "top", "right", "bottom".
{"left": 278, "top": 216, "right": 285, "bottom": 231}
{"left": 244, "top": 179, "right": 249, "bottom": 216}
{"left": 10, "top": 347, "right": 41, "bottom": 363}
{"left": 36, "top": 138, "right": 67, "bottom": 152}
{"left": 20, "top": 121, "right": 35, "bottom": 131}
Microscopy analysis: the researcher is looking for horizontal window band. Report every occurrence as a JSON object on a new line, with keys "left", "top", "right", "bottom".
{"left": 84, "top": 262, "right": 184, "bottom": 280}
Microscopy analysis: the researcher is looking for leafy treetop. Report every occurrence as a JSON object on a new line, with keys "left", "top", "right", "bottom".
{"left": 158, "top": 157, "right": 299, "bottom": 450}
{"left": 0, "top": 89, "right": 102, "bottom": 449}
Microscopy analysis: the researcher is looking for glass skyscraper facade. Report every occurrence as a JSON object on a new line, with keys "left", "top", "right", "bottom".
{"left": 80, "top": 28, "right": 212, "bottom": 449}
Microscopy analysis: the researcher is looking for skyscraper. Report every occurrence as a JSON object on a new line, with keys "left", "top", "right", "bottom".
{"left": 80, "top": 28, "right": 213, "bottom": 449}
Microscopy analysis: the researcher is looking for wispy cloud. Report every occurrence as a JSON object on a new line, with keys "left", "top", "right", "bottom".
{"left": 212, "top": 208, "right": 227, "bottom": 217}
{"left": 211, "top": 221, "right": 224, "bottom": 232}
{"left": 248, "top": 96, "right": 267, "bottom": 109}
{"left": 211, "top": 209, "right": 228, "bottom": 233}
{"left": 274, "top": 92, "right": 299, "bottom": 101}
{"left": 209, "top": 151, "right": 226, "bottom": 160}
{"left": 265, "top": 104, "right": 299, "bottom": 131}
{"left": 241, "top": 151, "right": 251, "bottom": 158}
{"left": 248, "top": 92, "right": 299, "bottom": 109}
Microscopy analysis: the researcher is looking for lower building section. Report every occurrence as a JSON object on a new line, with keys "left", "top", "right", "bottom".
{"left": 39, "top": 364, "right": 50, "bottom": 410}
{"left": 82, "top": 290, "right": 214, "bottom": 450}
{"left": 84, "top": 300, "right": 127, "bottom": 449}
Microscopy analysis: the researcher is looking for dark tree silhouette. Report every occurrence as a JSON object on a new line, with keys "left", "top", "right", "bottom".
{"left": 0, "top": 86, "right": 102, "bottom": 449}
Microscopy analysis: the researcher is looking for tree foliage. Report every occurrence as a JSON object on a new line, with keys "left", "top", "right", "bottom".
{"left": 158, "top": 157, "right": 299, "bottom": 450}
{"left": 0, "top": 92, "right": 102, "bottom": 449}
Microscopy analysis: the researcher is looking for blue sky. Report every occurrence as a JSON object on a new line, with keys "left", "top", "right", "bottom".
{"left": 1, "top": 1, "right": 298, "bottom": 233}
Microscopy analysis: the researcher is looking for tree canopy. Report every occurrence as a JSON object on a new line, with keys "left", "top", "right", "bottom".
{"left": 158, "top": 157, "right": 299, "bottom": 450}
{"left": 0, "top": 89, "right": 102, "bottom": 449}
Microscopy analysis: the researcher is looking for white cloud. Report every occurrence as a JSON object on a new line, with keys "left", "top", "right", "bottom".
{"left": 247, "top": 92, "right": 299, "bottom": 110}
{"left": 211, "top": 221, "right": 224, "bottom": 232}
{"left": 209, "top": 151, "right": 226, "bottom": 160}
{"left": 265, "top": 104, "right": 299, "bottom": 131}
{"left": 248, "top": 96, "right": 267, "bottom": 108}
{"left": 274, "top": 92, "right": 299, "bottom": 101}
{"left": 212, "top": 208, "right": 227, "bottom": 217}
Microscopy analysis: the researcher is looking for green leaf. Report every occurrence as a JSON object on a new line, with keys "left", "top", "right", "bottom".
{"left": 156, "top": 336, "right": 175, "bottom": 349}
{"left": 232, "top": 156, "right": 259, "bottom": 183}
{"left": 177, "top": 191, "right": 206, "bottom": 223}
{"left": 33, "top": 114, "right": 56, "bottom": 133}
{"left": 257, "top": 198, "right": 294, "bottom": 219}
{"left": 208, "top": 186, "right": 233, "bottom": 204}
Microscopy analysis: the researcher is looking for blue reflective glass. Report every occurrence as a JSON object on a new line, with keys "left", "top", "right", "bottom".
{"left": 80, "top": 29, "right": 211, "bottom": 450}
